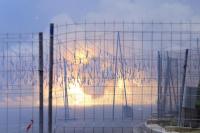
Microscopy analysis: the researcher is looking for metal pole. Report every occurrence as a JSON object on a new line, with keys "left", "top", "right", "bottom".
{"left": 197, "top": 38, "right": 200, "bottom": 81}
{"left": 163, "top": 53, "right": 170, "bottom": 115}
{"left": 39, "top": 32, "right": 44, "bottom": 133}
{"left": 118, "top": 32, "right": 128, "bottom": 107}
{"left": 63, "top": 58, "right": 69, "bottom": 120}
{"left": 48, "top": 23, "right": 54, "bottom": 133}
{"left": 112, "top": 32, "right": 119, "bottom": 120}
{"left": 179, "top": 49, "right": 188, "bottom": 126}
{"left": 157, "top": 51, "right": 161, "bottom": 118}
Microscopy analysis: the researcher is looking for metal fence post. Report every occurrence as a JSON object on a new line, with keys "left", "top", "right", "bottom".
{"left": 39, "top": 32, "right": 44, "bottom": 133}
{"left": 48, "top": 23, "right": 54, "bottom": 133}
{"left": 179, "top": 49, "right": 189, "bottom": 126}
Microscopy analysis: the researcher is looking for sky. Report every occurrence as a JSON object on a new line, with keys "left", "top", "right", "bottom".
{"left": 1, "top": 0, "right": 200, "bottom": 33}
{"left": 0, "top": 1, "right": 200, "bottom": 130}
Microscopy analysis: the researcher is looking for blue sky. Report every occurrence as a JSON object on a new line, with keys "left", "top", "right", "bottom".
{"left": 0, "top": 0, "right": 200, "bottom": 33}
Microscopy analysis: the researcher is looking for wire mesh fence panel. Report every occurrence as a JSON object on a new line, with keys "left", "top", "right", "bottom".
{"left": 158, "top": 49, "right": 200, "bottom": 126}
{"left": 0, "top": 22, "right": 200, "bottom": 133}
{"left": 51, "top": 22, "right": 200, "bottom": 132}
{"left": 0, "top": 33, "right": 40, "bottom": 133}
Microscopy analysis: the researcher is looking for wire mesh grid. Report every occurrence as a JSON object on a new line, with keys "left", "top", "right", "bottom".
{"left": 51, "top": 22, "right": 200, "bottom": 132}
{"left": 0, "top": 22, "right": 200, "bottom": 133}
{"left": 0, "top": 33, "right": 40, "bottom": 133}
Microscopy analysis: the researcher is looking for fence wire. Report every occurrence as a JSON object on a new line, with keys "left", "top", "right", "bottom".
{"left": 0, "top": 22, "right": 200, "bottom": 133}
{"left": 52, "top": 22, "right": 200, "bottom": 132}
{"left": 0, "top": 33, "right": 40, "bottom": 133}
